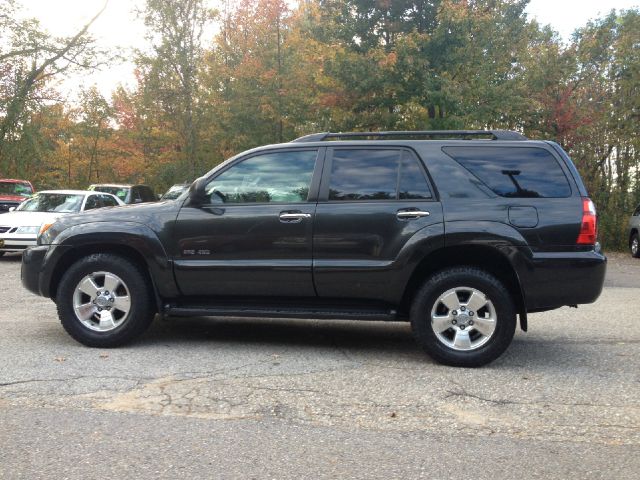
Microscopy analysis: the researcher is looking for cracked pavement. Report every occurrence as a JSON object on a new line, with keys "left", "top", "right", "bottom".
{"left": 0, "top": 252, "right": 639, "bottom": 479}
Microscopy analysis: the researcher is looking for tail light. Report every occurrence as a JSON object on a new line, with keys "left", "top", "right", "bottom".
{"left": 576, "top": 197, "right": 597, "bottom": 245}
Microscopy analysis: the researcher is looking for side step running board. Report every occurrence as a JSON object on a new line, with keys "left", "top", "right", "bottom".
{"left": 164, "top": 304, "right": 401, "bottom": 322}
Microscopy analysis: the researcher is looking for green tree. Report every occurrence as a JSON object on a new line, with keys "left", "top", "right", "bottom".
{"left": 0, "top": 0, "right": 107, "bottom": 174}
{"left": 137, "top": 0, "right": 214, "bottom": 178}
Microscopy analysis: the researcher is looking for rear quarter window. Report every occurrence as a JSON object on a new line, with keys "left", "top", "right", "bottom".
{"left": 442, "top": 146, "right": 571, "bottom": 198}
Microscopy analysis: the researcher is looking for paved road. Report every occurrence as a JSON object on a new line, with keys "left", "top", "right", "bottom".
{"left": 0, "top": 252, "right": 638, "bottom": 479}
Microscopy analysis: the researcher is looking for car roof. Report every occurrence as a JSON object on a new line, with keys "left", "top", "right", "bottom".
{"left": 38, "top": 189, "right": 112, "bottom": 196}
{"left": 90, "top": 184, "right": 149, "bottom": 188}
{"left": 0, "top": 179, "right": 32, "bottom": 184}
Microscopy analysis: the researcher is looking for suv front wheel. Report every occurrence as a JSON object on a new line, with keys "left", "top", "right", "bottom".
{"left": 411, "top": 267, "right": 517, "bottom": 367}
{"left": 56, "top": 253, "right": 155, "bottom": 347}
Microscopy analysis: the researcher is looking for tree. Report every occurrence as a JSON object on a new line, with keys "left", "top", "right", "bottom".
{"left": 0, "top": 0, "right": 108, "bottom": 174}
{"left": 137, "top": 0, "right": 214, "bottom": 178}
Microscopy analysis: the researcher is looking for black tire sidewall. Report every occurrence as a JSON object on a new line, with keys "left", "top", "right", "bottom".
{"left": 631, "top": 234, "right": 640, "bottom": 258}
{"left": 411, "top": 268, "right": 517, "bottom": 367}
{"left": 56, "top": 254, "right": 154, "bottom": 347}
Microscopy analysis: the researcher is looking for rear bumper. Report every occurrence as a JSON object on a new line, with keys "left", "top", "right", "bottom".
{"left": 519, "top": 250, "right": 607, "bottom": 311}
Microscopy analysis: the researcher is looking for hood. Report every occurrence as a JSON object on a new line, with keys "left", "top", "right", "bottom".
{"left": 0, "top": 193, "right": 27, "bottom": 203}
{"left": 0, "top": 211, "right": 62, "bottom": 228}
{"left": 41, "top": 200, "right": 181, "bottom": 244}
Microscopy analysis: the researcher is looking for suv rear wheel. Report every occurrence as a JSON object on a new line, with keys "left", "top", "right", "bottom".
{"left": 56, "top": 253, "right": 155, "bottom": 347}
{"left": 411, "top": 267, "right": 516, "bottom": 367}
{"left": 631, "top": 233, "right": 640, "bottom": 258}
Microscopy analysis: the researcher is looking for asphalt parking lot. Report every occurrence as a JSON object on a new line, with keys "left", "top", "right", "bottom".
{"left": 0, "top": 252, "right": 638, "bottom": 479}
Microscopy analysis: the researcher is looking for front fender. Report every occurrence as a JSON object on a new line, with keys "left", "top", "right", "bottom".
{"left": 40, "top": 221, "right": 178, "bottom": 298}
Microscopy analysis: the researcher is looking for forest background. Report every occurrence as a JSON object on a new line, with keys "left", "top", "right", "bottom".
{"left": 0, "top": 0, "right": 638, "bottom": 249}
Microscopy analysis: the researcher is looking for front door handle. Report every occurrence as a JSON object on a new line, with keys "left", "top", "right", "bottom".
{"left": 279, "top": 212, "right": 312, "bottom": 223}
{"left": 397, "top": 209, "right": 430, "bottom": 220}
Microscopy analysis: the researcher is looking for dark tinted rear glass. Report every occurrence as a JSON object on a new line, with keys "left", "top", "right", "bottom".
{"left": 442, "top": 146, "right": 571, "bottom": 198}
{"left": 329, "top": 149, "right": 400, "bottom": 201}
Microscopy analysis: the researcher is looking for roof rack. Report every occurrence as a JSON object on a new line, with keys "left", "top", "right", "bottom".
{"left": 291, "top": 130, "right": 528, "bottom": 142}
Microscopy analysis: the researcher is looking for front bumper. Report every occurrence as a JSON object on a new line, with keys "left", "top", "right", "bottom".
{"left": 21, "top": 245, "right": 49, "bottom": 296}
{"left": 0, "top": 235, "right": 37, "bottom": 252}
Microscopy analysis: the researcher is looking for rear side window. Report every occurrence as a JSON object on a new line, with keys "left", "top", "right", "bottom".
{"left": 442, "top": 146, "right": 571, "bottom": 198}
{"left": 84, "top": 195, "right": 102, "bottom": 211}
{"left": 634, "top": 205, "right": 640, "bottom": 216}
{"left": 328, "top": 149, "right": 432, "bottom": 201}
{"left": 139, "top": 187, "right": 155, "bottom": 201}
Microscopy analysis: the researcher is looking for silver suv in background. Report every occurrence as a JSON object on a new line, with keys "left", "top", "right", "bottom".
{"left": 629, "top": 204, "right": 640, "bottom": 258}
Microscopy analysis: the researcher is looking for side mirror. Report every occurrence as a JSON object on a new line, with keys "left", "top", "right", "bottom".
{"left": 187, "top": 177, "right": 208, "bottom": 206}
{"left": 8, "top": 207, "right": 16, "bottom": 212}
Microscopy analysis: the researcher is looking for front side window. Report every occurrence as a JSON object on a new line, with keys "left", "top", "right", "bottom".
{"left": 442, "top": 146, "right": 571, "bottom": 198}
{"left": 328, "top": 149, "right": 432, "bottom": 201}
{"left": 205, "top": 150, "right": 317, "bottom": 204}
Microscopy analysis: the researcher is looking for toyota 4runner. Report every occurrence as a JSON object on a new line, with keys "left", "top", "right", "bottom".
{"left": 22, "top": 130, "right": 606, "bottom": 366}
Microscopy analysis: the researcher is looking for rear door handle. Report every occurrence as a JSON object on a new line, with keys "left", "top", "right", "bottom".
{"left": 397, "top": 209, "right": 430, "bottom": 220}
{"left": 279, "top": 212, "right": 312, "bottom": 223}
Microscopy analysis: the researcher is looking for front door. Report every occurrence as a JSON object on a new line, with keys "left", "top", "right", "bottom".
{"left": 173, "top": 148, "right": 321, "bottom": 297}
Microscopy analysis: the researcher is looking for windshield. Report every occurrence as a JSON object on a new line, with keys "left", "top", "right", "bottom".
{"left": 161, "top": 185, "right": 188, "bottom": 200}
{"left": 18, "top": 193, "right": 84, "bottom": 213}
{"left": 0, "top": 181, "right": 33, "bottom": 198}
{"left": 89, "top": 185, "right": 129, "bottom": 201}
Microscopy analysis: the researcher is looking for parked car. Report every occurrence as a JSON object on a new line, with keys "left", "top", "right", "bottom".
{"left": 160, "top": 183, "right": 191, "bottom": 201}
{"left": 0, "top": 179, "right": 34, "bottom": 213}
{"left": 88, "top": 184, "right": 157, "bottom": 204}
{"left": 0, "top": 190, "right": 122, "bottom": 256}
{"left": 22, "top": 130, "right": 606, "bottom": 367}
{"left": 629, "top": 203, "right": 640, "bottom": 258}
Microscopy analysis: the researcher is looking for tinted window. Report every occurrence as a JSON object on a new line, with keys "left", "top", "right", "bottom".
{"left": 633, "top": 205, "right": 640, "bottom": 216}
{"left": 399, "top": 154, "right": 432, "bottom": 200}
{"left": 100, "top": 195, "right": 119, "bottom": 207}
{"left": 206, "top": 150, "right": 317, "bottom": 203}
{"left": 442, "top": 146, "right": 571, "bottom": 198}
{"left": 138, "top": 186, "right": 155, "bottom": 201}
{"left": 84, "top": 195, "right": 102, "bottom": 210}
{"left": 329, "top": 149, "right": 400, "bottom": 201}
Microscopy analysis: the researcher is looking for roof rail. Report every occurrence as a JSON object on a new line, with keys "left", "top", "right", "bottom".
{"left": 291, "top": 130, "right": 528, "bottom": 142}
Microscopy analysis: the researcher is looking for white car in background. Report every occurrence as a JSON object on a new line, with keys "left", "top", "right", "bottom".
{"left": 0, "top": 190, "right": 123, "bottom": 256}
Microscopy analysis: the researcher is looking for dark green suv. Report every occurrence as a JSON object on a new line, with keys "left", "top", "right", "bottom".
{"left": 23, "top": 131, "right": 606, "bottom": 367}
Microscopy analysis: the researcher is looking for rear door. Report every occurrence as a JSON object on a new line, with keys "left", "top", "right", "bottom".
{"left": 313, "top": 146, "right": 444, "bottom": 303}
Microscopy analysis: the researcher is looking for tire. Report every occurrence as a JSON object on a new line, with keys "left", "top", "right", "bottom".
{"left": 631, "top": 233, "right": 640, "bottom": 258}
{"left": 56, "top": 253, "right": 155, "bottom": 347}
{"left": 410, "top": 267, "right": 517, "bottom": 367}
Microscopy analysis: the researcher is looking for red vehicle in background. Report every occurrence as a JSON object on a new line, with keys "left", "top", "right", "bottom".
{"left": 0, "top": 179, "right": 35, "bottom": 213}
